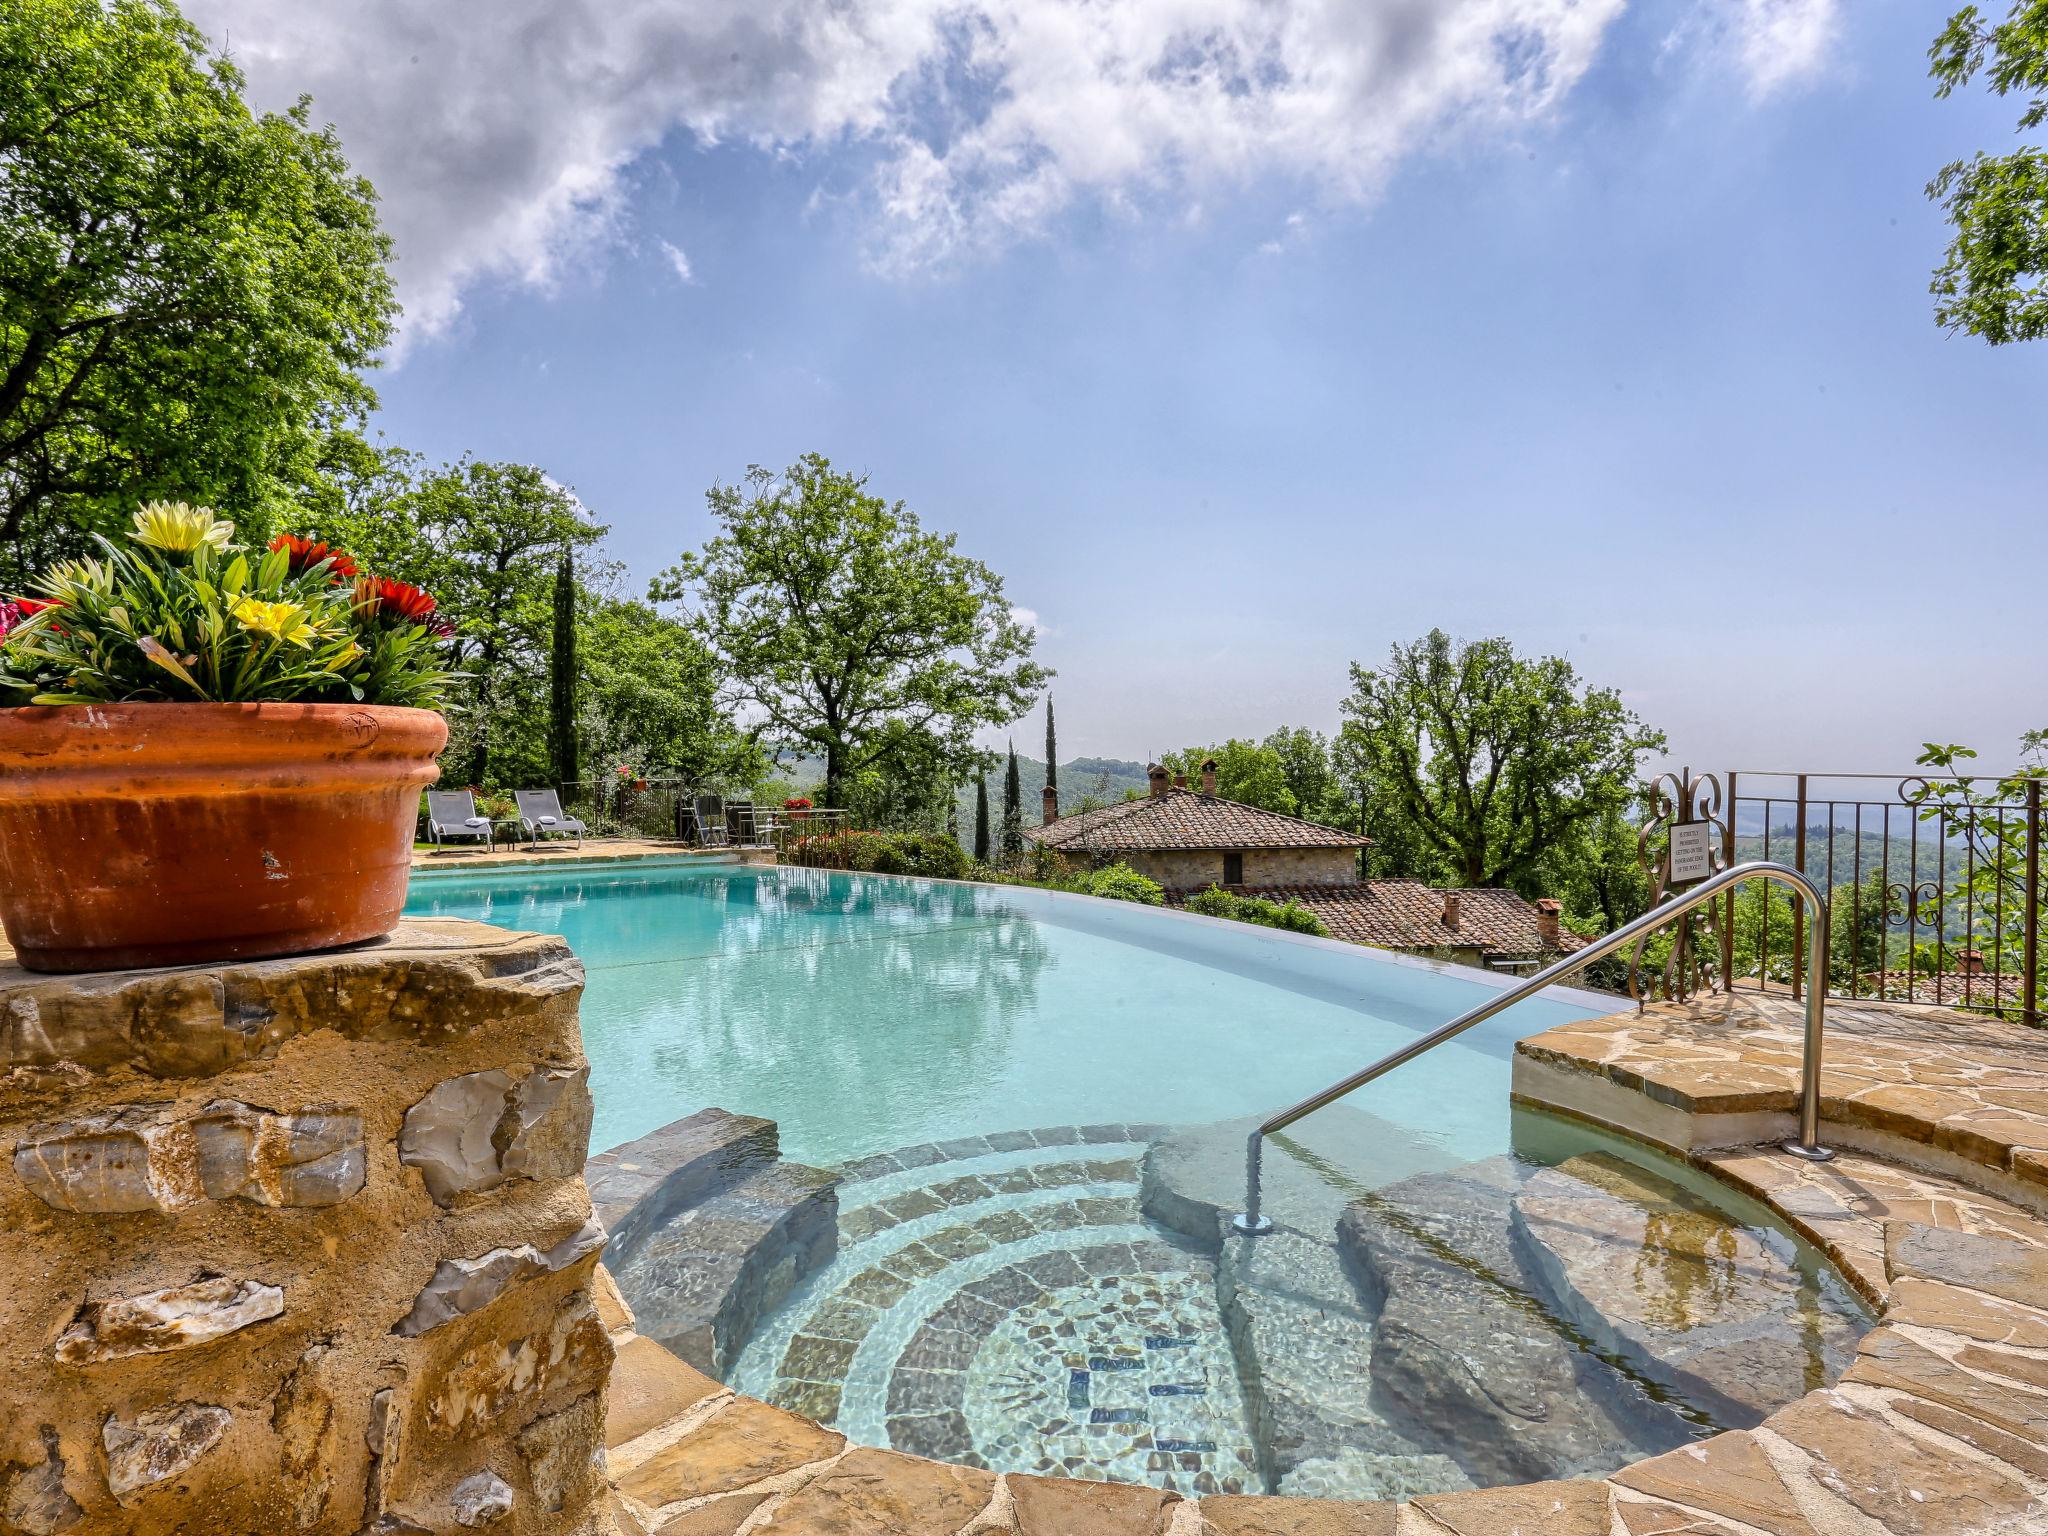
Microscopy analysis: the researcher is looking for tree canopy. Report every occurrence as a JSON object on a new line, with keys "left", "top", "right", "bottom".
{"left": 653, "top": 454, "right": 1047, "bottom": 808}
{"left": 0, "top": 0, "right": 396, "bottom": 581}
{"left": 1929, "top": 2, "right": 2048, "bottom": 343}
{"left": 1338, "top": 629, "right": 1666, "bottom": 892}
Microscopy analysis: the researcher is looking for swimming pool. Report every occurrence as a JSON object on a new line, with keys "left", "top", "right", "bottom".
{"left": 405, "top": 858, "right": 1868, "bottom": 1499}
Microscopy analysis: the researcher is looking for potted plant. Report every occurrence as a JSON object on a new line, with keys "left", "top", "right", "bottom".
{"left": 0, "top": 503, "right": 456, "bottom": 972}
{"left": 784, "top": 795, "right": 813, "bottom": 822}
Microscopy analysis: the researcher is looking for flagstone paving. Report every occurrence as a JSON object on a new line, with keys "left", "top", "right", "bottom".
{"left": 597, "top": 991, "right": 2048, "bottom": 1533}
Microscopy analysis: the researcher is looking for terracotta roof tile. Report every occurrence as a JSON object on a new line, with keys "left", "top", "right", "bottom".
{"left": 1164, "top": 879, "right": 1585, "bottom": 961}
{"left": 1024, "top": 788, "right": 1368, "bottom": 853}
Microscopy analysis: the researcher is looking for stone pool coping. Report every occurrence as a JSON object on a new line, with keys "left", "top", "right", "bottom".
{"left": 600, "top": 990, "right": 2048, "bottom": 1534}
{"left": 410, "top": 839, "right": 774, "bottom": 874}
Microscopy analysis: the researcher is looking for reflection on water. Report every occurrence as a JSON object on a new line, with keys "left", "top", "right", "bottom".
{"left": 405, "top": 861, "right": 1608, "bottom": 1166}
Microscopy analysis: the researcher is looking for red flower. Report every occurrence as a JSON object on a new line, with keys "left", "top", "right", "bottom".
{"left": 9, "top": 596, "right": 64, "bottom": 637}
{"left": 270, "top": 534, "right": 359, "bottom": 580}
{"left": 356, "top": 576, "right": 440, "bottom": 626}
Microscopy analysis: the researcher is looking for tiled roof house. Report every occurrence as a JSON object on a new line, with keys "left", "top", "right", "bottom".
{"left": 1028, "top": 761, "right": 1584, "bottom": 971}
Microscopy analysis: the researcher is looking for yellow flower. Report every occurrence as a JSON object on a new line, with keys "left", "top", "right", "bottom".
{"left": 131, "top": 501, "right": 234, "bottom": 554}
{"left": 230, "top": 598, "right": 316, "bottom": 646}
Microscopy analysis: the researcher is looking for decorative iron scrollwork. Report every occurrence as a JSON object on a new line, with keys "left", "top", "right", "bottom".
{"left": 1629, "top": 766, "right": 1729, "bottom": 1007}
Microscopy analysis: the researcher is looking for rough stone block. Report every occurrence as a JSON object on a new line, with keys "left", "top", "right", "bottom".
{"left": 425, "top": 1291, "right": 612, "bottom": 1437}
{"left": 400, "top": 1063, "right": 592, "bottom": 1206}
{"left": 0, "top": 1427, "right": 83, "bottom": 1535}
{"left": 54, "top": 1275, "right": 284, "bottom": 1363}
{"left": 13, "top": 1101, "right": 364, "bottom": 1213}
{"left": 102, "top": 1403, "right": 232, "bottom": 1504}
{"left": 394, "top": 1220, "right": 607, "bottom": 1336}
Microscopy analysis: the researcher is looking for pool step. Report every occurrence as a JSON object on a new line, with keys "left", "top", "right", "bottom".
{"left": 586, "top": 1107, "right": 781, "bottom": 1270}
{"left": 726, "top": 1124, "right": 1268, "bottom": 1496}
{"left": 1339, "top": 1158, "right": 1698, "bottom": 1485}
{"left": 1505, "top": 1151, "right": 1865, "bottom": 1426}
{"left": 609, "top": 1158, "right": 839, "bottom": 1377}
{"left": 593, "top": 1109, "right": 840, "bottom": 1377}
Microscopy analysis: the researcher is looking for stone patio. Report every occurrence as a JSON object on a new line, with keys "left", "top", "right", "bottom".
{"left": 597, "top": 988, "right": 2048, "bottom": 1534}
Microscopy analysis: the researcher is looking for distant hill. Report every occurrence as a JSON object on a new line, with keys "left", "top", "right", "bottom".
{"left": 759, "top": 751, "right": 1151, "bottom": 842}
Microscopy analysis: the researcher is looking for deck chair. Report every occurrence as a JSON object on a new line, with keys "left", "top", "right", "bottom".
{"left": 694, "top": 794, "right": 728, "bottom": 848}
{"left": 515, "top": 788, "right": 588, "bottom": 849}
{"left": 726, "top": 799, "right": 759, "bottom": 845}
{"left": 425, "top": 790, "right": 493, "bottom": 850}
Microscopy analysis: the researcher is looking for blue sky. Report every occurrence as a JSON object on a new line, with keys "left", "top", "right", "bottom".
{"left": 198, "top": 0, "right": 2045, "bottom": 771}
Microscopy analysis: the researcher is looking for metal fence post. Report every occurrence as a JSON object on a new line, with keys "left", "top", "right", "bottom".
{"left": 2027, "top": 778, "right": 2041, "bottom": 1027}
{"left": 1723, "top": 770, "right": 1738, "bottom": 987}
{"left": 1791, "top": 774, "right": 1808, "bottom": 1000}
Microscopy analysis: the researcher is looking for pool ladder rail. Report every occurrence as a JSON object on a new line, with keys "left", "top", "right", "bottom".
{"left": 1234, "top": 860, "right": 1834, "bottom": 1236}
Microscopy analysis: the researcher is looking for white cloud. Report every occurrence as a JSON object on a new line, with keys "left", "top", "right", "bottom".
{"left": 1729, "top": 0, "right": 1840, "bottom": 96}
{"left": 183, "top": 0, "right": 1838, "bottom": 341}
{"left": 656, "top": 238, "right": 695, "bottom": 284}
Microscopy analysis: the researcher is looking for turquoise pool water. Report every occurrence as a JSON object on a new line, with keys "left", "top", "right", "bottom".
{"left": 404, "top": 857, "right": 1869, "bottom": 1498}
{"left": 403, "top": 857, "right": 1608, "bottom": 1163}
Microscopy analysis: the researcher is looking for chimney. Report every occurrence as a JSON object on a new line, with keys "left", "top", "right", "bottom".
{"left": 1042, "top": 783, "right": 1059, "bottom": 825}
{"left": 1534, "top": 897, "right": 1562, "bottom": 949}
{"left": 1442, "top": 891, "right": 1461, "bottom": 930}
{"left": 1173, "top": 773, "right": 1189, "bottom": 790}
{"left": 1959, "top": 949, "right": 1985, "bottom": 976}
{"left": 1147, "top": 763, "right": 1169, "bottom": 799}
{"left": 1200, "top": 758, "right": 1218, "bottom": 796}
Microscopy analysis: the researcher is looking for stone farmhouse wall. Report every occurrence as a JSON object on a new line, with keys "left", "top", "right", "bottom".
{"left": 1113, "top": 846, "right": 1357, "bottom": 892}
{"left": 0, "top": 920, "right": 615, "bottom": 1536}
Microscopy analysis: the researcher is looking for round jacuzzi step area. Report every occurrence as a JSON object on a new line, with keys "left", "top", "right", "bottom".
{"left": 725, "top": 1124, "right": 1268, "bottom": 1495}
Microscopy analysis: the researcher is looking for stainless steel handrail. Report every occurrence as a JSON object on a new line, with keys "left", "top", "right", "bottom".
{"left": 1233, "top": 860, "right": 1833, "bottom": 1235}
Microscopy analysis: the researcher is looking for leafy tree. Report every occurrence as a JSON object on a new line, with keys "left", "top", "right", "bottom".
{"left": 842, "top": 723, "right": 958, "bottom": 833}
{"left": 1338, "top": 629, "right": 1665, "bottom": 892}
{"left": 1045, "top": 695, "right": 1058, "bottom": 797}
{"left": 0, "top": 0, "right": 396, "bottom": 581}
{"left": 1162, "top": 739, "right": 1298, "bottom": 815}
{"left": 974, "top": 774, "right": 991, "bottom": 864}
{"left": 652, "top": 455, "right": 1047, "bottom": 809}
{"left": 549, "top": 549, "right": 578, "bottom": 788}
{"left": 1928, "top": 3, "right": 2048, "bottom": 343}
{"left": 1263, "top": 726, "right": 1351, "bottom": 825}
{"left": 577, "top": 597, "right": 762, "bottom": 788}
{"left": 1002, "top": 741, "right": 1024, "bottom": 856}
{"left": 412, "top": 460, "right": 606, "bottom": 786}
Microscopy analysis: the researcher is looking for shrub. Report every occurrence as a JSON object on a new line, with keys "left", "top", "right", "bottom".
{"left": 783, "top": 829, "right": 970, "bottom": 881}
{"left": 1184, "top": 886, "right": 1328, "bottom": 936}
{"left": 1077, "top": 863, "right": 1163, "bottom": 905}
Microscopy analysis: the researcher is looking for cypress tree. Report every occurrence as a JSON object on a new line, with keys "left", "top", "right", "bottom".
{"left": 1002, "top": 741, "right": 1023, "bottom": 856}
{"left": 1044, "top": 695, "right": 1058, "bottom": 795}
{"left": 547, "top": 548, "right": 578, "bottom": 788}
{"left": 973, "top": 775, "right": 991, "bottom": 863}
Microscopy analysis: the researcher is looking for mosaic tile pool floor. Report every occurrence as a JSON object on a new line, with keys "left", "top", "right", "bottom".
{"left": 724, "top": 1119, "right": 1872, "bottom": 1500}
{"left": 727, "top": 1124, "right": 1264, "bottom": 1493}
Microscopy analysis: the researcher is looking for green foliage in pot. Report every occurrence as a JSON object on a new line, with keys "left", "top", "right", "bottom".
{"left": 0, "top": 502, "right": 457, "bottom": 708}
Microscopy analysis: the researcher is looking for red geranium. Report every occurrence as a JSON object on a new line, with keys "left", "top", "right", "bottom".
{"left": 16, "top": 597, "right": 63, "bottom": 616}
{"left": 269, "top": 534, "right": 360, "bottom": 580}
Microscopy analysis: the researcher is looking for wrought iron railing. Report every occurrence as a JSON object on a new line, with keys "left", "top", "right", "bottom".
{"left": 1717, "top": 769, "right": 2042, "bottom": 1025}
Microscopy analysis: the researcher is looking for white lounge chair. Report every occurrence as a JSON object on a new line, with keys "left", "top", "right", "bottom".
{"left": 426, "top": 790, "right": 493, "bottom": 851}
{"left": 515, "top": 788, "right": 587, "bottom": 849}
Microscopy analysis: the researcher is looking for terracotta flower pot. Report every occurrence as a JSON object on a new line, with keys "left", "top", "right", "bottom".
{"left": 0, "top": 702, "right": 447, "bottom": 973}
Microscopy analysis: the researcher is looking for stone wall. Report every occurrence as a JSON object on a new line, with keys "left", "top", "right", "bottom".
{"left": 0, "top": 919, "right": 616, "bottom": 1536}
{"left": 1113, "top": 847, "right": 1356, "bottom": 892}
{"left": 1239, "top": 849, "right": 1358, "bottom": 888}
